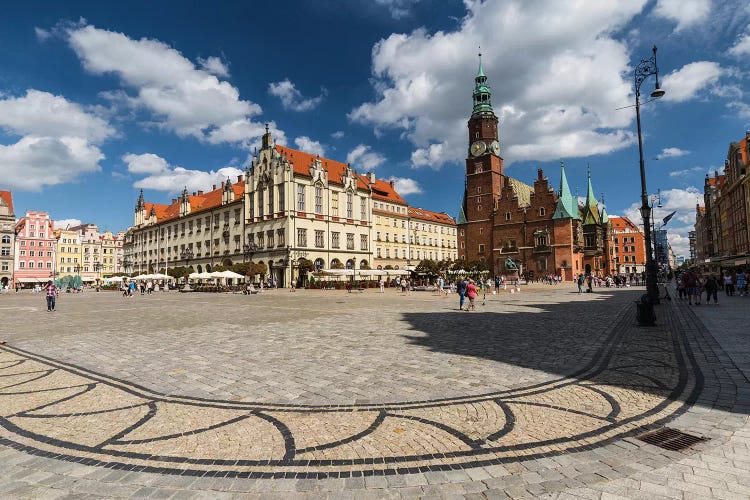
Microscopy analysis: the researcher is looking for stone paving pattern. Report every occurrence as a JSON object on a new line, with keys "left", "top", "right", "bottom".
{"left": 0, "top": 284, "right": 747, "bottom": 498}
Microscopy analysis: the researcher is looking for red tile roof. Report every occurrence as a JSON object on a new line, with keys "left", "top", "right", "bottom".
{"left": 609, "top": 216, "right": 640, "bottom": 232}
{"left": 275, "top": 145, "right": 370, "bottom": 190}
{"left": 408, "top": 207, "right": 455, "bottom": 225}
{"left": 0, "top": 190, "right": 13, "bottom": 213}
{"left": 143, "top": 180, "right": 245, "bottom": 224}
{"left": 370, "top": 179, "right": 407, "bottom": 205}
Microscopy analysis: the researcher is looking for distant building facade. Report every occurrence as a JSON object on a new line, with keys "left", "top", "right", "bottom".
{"left": 609, "top": 216, "right": 646, "bottom": 275}
{"left": 695, "top": 131, "right": 750, "bottom": 269}
{"left": 14, "top": 211, "right": 56, "bottom": 286}
{"left": 53, "top": 228, "right": 82, "bottom": 277}
{"left": 0, "top": 191, "right": 15, "bottom": 288}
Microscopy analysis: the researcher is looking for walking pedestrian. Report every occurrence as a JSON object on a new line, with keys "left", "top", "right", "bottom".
{"left": 466, "top": 279, "right": 477, "bottom": 311}
{"left": 456, "top": 277, "right": 467, "bottom": 310}
{"left": 704, "top": 275, "right": 719, "bottom": 305}
{"left": 379, "top": 278, "right": 385, "bottom": 293}
{"left": 723, "top": 271, "right": 734, "bottom": 296}
{"left": 736, "top": 269, "right": 747, "bottom": 296}
{"left": 44, "top": 280, "right": 57, "bottom": 312}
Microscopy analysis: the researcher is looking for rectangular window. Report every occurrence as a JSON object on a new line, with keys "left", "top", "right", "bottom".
{"left": 346, "top": 193, "right": 353, "bottom": 219}
{"left": 0, "top": 247, "right": 8, "bottom": 256}
{"left": 297, "top": 184, "right": 306, "bottom": 211}
{"left": 277, "top": 229, "right": 285, "bottom": 247}
{"left": 267, "top": 230, "right": 274, "bottom": 248}
{"left": 360, "top": 234, "right": 368, "bottom": 251}
{"left": 315, "top": 230, "right": 325, "bottom": 248}
{"left": 234, "top": 209, "right": 241, "bottom": 224}
{"left": 19, "top": 262, "right": 24, "bottom": 268}
{"left": 28, "top": 261, "right": 34, "bottom": 268}
{"left": 248, "top": 193, "right": 254, "bottom": 220}
{"left": 297, "top": 228, "right": 307, "bottom": 247}
{"left": 376, "top": 247, "right": 381, "bottom": 258}
{"left": 331, "top": 192, "right": 339, "bottom": 217}
{"left": 29, "top": 250, "right": 34, "bottom": 257}
{"left": 360, "top": 197, "right": 366, "bottom": 221}
{"left": 315, "top": 186, "right": 323, "bottom": 214}
{"left": 331, "top": 232, "right": 340, "bottom": 249}
{"left": 346, "top": 233, "right": 354, "bottom": 250}
{"left": 277, "top": 185, "right": 284, "bottom": 213}
{"left": 1, "top": 263, "right": 7, "bottom": 271}
{"left": 223, "top": 211, "right": 229, "bottom": 224}
{"left": 258, "top": 188, "right": 265, "bottom": 218}
{"left": 257, "top": 232, "right": 265, "bottom": 249}
{"left": 268, "top": 184, "right": 274, "bottom": 215}
{"left": 478, "top": 244, "right": 485, "bottom": 253}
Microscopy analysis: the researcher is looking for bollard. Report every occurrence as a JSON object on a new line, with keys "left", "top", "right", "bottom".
{"left": 635, "top": 294, "right": 656, "bottom": 326}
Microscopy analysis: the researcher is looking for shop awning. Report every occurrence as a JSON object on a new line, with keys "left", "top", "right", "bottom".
{"left": 16, "top": 277, "right": 46, "bottom": 283}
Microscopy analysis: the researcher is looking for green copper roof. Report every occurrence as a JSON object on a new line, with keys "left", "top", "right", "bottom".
{"left": 552, "top": 161, "right": 579, "bottom": 220}
{"left": 582, "top": 165, "right": 601, "bottom": 225}
{"left": 457, "top": 189, "right": 467, "bottom": 225}
{"left": 472, "top": 52, "right": 494, "bottom": 116}
{"left": 600, "top": 205, "right": 609, "bottom": 224}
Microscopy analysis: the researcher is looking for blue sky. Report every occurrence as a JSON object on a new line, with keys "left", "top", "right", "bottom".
{"left": 2, "top": 0, "right": 749, "bottom": 257}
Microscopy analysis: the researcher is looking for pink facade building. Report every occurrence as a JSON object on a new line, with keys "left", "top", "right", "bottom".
{"left": 14, "top": 211, "right": 56, "bottom": 287}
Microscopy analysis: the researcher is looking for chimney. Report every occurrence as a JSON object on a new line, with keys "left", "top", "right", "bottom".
{"left": 537, "top": 168, "right": 543, "bottom": 180}
{"left": 389, "top": 180, "right": 395, "bottom": 188}
{"left": 746, "top": 130, "right": 749, "bottom": 140}
{"left": 192, "top": 192, "right": 196, "bottom": 196}
{"left": 212, "top": 184, "right": 216, "bottom": 190}
{"left": 368, "top": 172, "right": 376, "bottom": 184}
{"left": 197, "top": 190, "right": 203, "bottom": 196}
{"left": 171, "top": 198, "right": 177, "bottom": 204}
{"left": 237, "top": 175, "right": 243, "bottom": 182}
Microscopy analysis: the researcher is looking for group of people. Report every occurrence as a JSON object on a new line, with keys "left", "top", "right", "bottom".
{"left": 677, "top": 268, "right": 747, "bottom": 305}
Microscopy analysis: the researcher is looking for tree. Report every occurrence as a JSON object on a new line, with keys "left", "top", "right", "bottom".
{"left": 451, "top": 258, "right": 468, "bottom": 271}
{"left": 416, "top": 259, "right": 440, "bottom": 276}
{"left": 222, "top": 258, "right": 233, "bottom": 267}
{"left": 297, "top": 258, "right": 314, "bottom": 273}
{"left": 252, "top": 262, "right": 268, "bottom": 277}
{"left": 331, "top": 261, "right": 345, "bottom": 269}
{"left": 233, "top": 262, "right": 252, "bottom": 276}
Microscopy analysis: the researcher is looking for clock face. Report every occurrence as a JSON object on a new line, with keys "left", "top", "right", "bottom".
{"left": 490, "top": 140, "right": 500, "bottom": 155}
{"left": 470, "top": 141, "right": 487, "bottom": 157}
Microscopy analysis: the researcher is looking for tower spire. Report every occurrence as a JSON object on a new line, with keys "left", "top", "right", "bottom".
{"left": 471, "top": 48, "right": 493, "bottom": 117}
{"left": 553, "top": 161, "right": 579, "bottom": 220}
{"left": 582, "top": 164, "right": 601, "bottom": 225}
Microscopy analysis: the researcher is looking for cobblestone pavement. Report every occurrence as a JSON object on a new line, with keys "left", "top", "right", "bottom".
{"left": 0, "top": 284, "right": 748, "bottom": 498}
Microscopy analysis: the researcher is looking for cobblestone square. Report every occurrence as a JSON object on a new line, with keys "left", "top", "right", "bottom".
{"left": 0, "top": 284, "right": 748, "bottom": 498}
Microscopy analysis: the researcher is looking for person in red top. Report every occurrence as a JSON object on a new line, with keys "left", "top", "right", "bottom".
{"left": 44, "top": 280, "right": 58, "bottom": 312}
{"left": 466, "top": 279, "right": 477, "bottom": 311}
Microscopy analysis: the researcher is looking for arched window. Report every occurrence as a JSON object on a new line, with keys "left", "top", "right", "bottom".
{"left": 1, "top": 235, "right": 9, "bottom": 243}
{"left": 314, "top": 258, "right": 325, "bottom": 270}
{"left": 360, "top": 259, "right": 368, "bottom": 268}
{"left": 346, "top": 259, "right": 354, "bottom": 269}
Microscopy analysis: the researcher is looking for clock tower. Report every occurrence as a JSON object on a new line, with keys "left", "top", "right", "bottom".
{"left": 458, "top": 54, "right": 505, "bottom": 266}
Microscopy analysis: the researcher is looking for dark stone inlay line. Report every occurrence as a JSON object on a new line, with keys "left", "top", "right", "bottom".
{"left": 97, "top": 402, "right": 157, "bottom": 449}
{"left": 112, "top": 413, "right": 253, "bottom": 445}
{"left": 485, "top": 400, "right": 515, "bottom": 443}
{"left": 0, "top": 368, "right": 51, "bottom": 379}
{"left": 20, "top": 402, "right": 150, "bottom": 419}
{"left": 385, "top": 413, "right": 482, "bottom": 449}
{"left": 254, "top": 411, "right": 296, "bottom": 461}
{"left": 13, "top": 383, "right": 97, "bottom": 417}
{"left": 295, "top": 410, "right": 386, "bottom": 455}
{"left": 0, "top": 298, "right": 716, "bottom": 478}
{"left": 0, "top": 369, "right": 56, "bottom": 390}
{"left": 578, "top": 383, "right": 622, "bottom": 421}
{"left": 506, "top": 400, "right": 615, "bottom": 423}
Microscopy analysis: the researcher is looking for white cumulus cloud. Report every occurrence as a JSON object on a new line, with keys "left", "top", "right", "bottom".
{"left": 64, "top": 24, "right": 272, "bottom": 148}
{"left": 729, "top": 27, "right": 750, "bottom": 56}
{"left": 374, "top": 0, "right": 420, "bottom": 19}
{"left": 652, "top": 0, "right": 711, "bottom": 32}
{"left": 294, "top": 136, "right": 326, "bottom": 156}
{"left": 656, "top": 147, "right": 690, "bottom": 160}
{"left": 621, "top": 186, "right": 702, "bottom": 257}
{"left": 388, "top": 177, "right": 422, "bottom": 195}
{"left": 54, "top": 218, "right": 83, "bottom": 230}
{"left": 0, "top": 89, "right": 112, "bottom": 190}
{"left": 268, "top": 79, "right": 325, "bottom": 112}
{"left": 350, "top": 1, "right": 649, "bottom": 169}
{"left": 661, "top": 61, "right": 723, "bottom": 103}
{"left": 346, "top": 144, "right": 386, "bottom": 171}
{"left": 124, "top": 152, "right": 244, "bottom": 193}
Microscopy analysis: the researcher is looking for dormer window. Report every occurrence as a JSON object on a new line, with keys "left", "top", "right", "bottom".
{"left": 505, "top": 212, "right": 511, "bottom": 221}
{"left": 539, "top": 208, "right": 545, "bottom": 217}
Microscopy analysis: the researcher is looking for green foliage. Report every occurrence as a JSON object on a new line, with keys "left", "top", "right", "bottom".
{"left": 331, "top": 261, "right": 345, "bottom": 269}
{"left": 297, "top": 258, "right": 315, "bottom": 273}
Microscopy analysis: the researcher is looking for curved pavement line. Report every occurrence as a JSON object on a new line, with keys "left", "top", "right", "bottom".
{"left": 0, "top": 300, "right": 709, "bottom": 478}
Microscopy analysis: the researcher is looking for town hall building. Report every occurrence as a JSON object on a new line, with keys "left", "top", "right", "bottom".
{"left": 457, "top": 58, "right": 612, "bottom": 280}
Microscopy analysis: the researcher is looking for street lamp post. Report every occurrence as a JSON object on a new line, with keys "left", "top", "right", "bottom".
{"left": 634, "top": 45, "right": 665, "bottom": 304}
{"left": 650, "top": 190, "right": 663, "bottom": 280}
{"left": 93, "top": 260, "right": 101, "bottom": 291}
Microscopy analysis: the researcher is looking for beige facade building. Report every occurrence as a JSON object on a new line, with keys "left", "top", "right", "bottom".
{"left": 54, "top": 229, "right": 82, "bottom": 277}
{"left": 372, "top": 187, "right": 457, "bottom": 270}
{"left": 247, "top": 129, "right": 373, "bottom": 286}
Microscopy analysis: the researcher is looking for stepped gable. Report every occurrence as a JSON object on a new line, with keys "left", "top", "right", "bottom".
{"left": 274, "top": 145, "right": 369, "bottom": 190}
{"left": 141, "top": 177, "right": 245, "bottom": 224}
